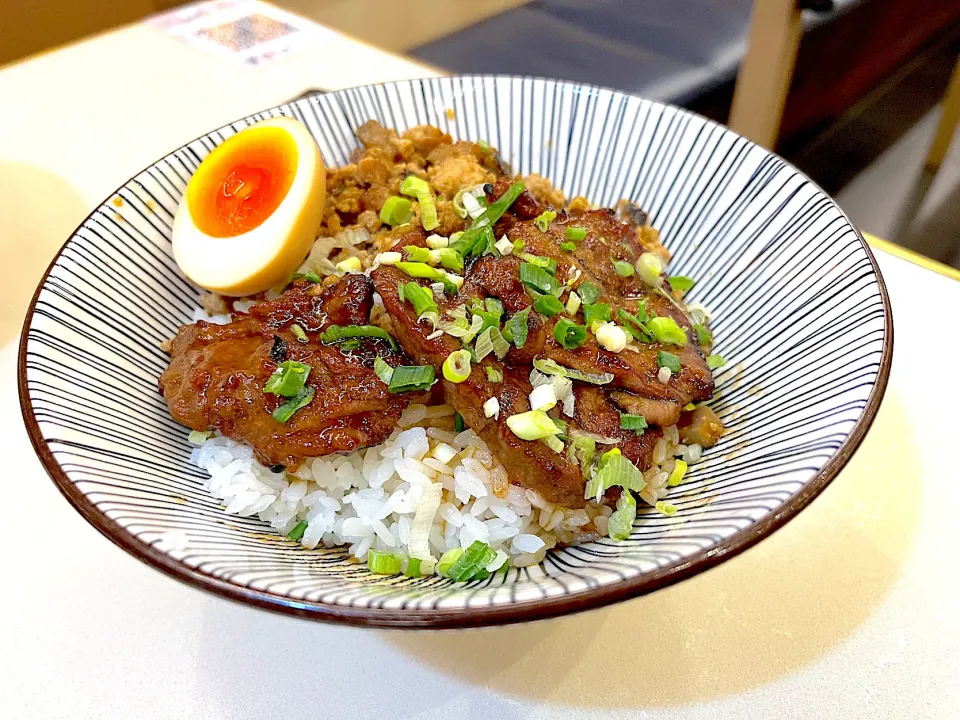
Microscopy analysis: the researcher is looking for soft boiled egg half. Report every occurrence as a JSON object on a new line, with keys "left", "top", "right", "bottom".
{"left": 172, "top": 117, "right": 326, "bottom": 296}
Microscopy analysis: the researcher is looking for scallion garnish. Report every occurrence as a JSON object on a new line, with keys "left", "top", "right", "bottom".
{"left": 518, "top": 252, "right": 558, "bottom": 274}
{"left": 395, "top": 261, "right": 457, "bottom": 293}
{"left": 442, "top": 349, "right": 472, "bottom": 383}
{"left": 485, "top": 366, "right": 503, "bottom": 383}
{"left": 667, "top": 459, "right": 688, "bottom": 486}
{"left": 449, "top": 181, "right": 525, "bottom": 258}
{"left": 583, "top": 448, "right": 645, "bottom": 501}
{"left": 506, "top": 409, "right": 560, "bottom": 441}
{"left": 668, "top": 275, "right": 696, "bottom": 293}
{"left": 576, "top": 281, "right": 601, "bottom": 304}
{"left": 502, "top": 307, "right": 530, "bottom": 349}
{"left": 618, "top": 308, "right": 656, "bottom": 343}
{"left": 619, "top": 413, "right": 648, "bottom": 432}
{"left": 648, "top": 316, "right": 688, "bottom": 346}
{"left": 287, "top": 520, "right": 308, "bottom": 541}
{"left": 367, "top": 549, "right": 402, "bottom": 575}
{"left": 565, "top": 226, "right": 587, "bottom": 241}
{"left": 188, "top": 430, "right": 212, "bottom": 445}
{"left": 418, "top": 193, "right": 439, "bottom": 231}
{"left": 293, "top": 271, "right": 322, "bottom": 283}
{"left": 512, "top": 238, "right": 525, "bottom": 254}
{"left": 404, "top": 556, "right": 423, "bottom": 577}
{"left": 656, "top": 350, "right": 681, "bottom": 374}
{"left": 607, "top": 488, "right": 637, "bottom": 541}
{"left": 446, "top": 540, "right": 498, "bottom": 581}
{"left": 388, "top": 365, "right": 436, "bottom": 393}
{"left": 272, "top": 386, "right": 315, "bottom": 424}
{"left": 695, "top": 323, "right": 712, "bottom": 346}
{"left": 583, "top": 302, "right": 611, "bottom": 325}
{"left": 399, "top": 175, "right": 431, "bottom": 198}
{"left": 519, "top": 262, "right": 559, "bottom": 294}
{"left": 437, "top": 547, "right": 464, "bottom": 576}
{"left": 290, "top": 323, "right": 308, "bottom": 344}
{"left": 560, "top": 241, "right": 576, "bottom": 252}
{"left": 402, "top": 281, "right": 438, "bottom": 317}
{"left": 320, "top": 324, "right": 400, "bottom": 350}
{"left": 532, "top": 357, "right": 613, "bottom": 384}
{"left": 380, "top": 196, "right": 413, "bottom": 226}
{"left": 477, "top": 139, "right": 491, "bottom": 152}
{"left": 565, "top": 291, "right": 581, "bottom": 316}
{"left": 455, "top": 412, "right": 465, "bottom": 433}
{"left": 405, "top": 246, "right": 430, "bottom": 263}
{"left": 533, "top": 294, "right": 564, "bottom": 317}
{"left": 614, "top": 259, "right": 635, "bottom": 278}
{"left": 264, "top": 360, "right": 311, "bottom": 397}
{"left": 374, "top": 356, "right": 395, "bottom": 385}
{"left": 707, "top": 354, "right": 726, "bottom": 370}
{"left": 553, "top": 318, "right": 587, "bottom": 349}
{"left": 655, "top": 501, "right": 678, "bottom": 516}
{"left": 636, "top": 253, "right": 664, "bottom": 286}
{"left": 534, "top": 210, "right": 557, "bottom": 232}
{"left": 568, "top": 434, "right": 596, "bottom": 470}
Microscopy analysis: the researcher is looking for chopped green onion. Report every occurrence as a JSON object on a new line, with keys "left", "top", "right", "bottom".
{"left": 707, "top": 354, "right": 727, "bottom": 370}
{"left": 395, "top": 261, "right": 441, "bottom": 280}
{"left": 455, "top": 412, "right": 465, "bottom": 433}
{"left": 418, "top": 193, "right": 439, "bottom": 231}
{"left": 404, "top": 556, "right": 423, "bottom": 577}
{"left": 443, "top": 349, "right": 472, "bottom": 383}
{"left": 532, "top": 357, "right": 613, "bottom": 384}
{"left": 695, "top": 323, "right": 712, "bottom": 346}
{"left": 565, "top": 291, "right": 581, "bottom": 316}
{"left": 502, "top": 307, "right": 530, "bottom": 349}
{"left": 667, "top": 459, "right": 688, "bottom": 486}
{"left": 608, "top": 489, "right": 637, "bottom": 541}
{"left": 380, "top": 196, "right": 413, "bottom": 226}
{"left": 568, "top": 434, "right": 596, "bottom": 470}
{"left": 388, "top": 365, "right": 436, "bottom": 393}
{"left": 619, "top": 414, "right": 648, "bottom": 432}
{"left": 649, "top": 316, "right": 688, "bottom": 346}
{"left": 533, "top": 294, "right": 564, "bottom": 317}
{"left": 437, "top": 547, "right": 465, "bottom": 576}
{"left": 618, "top": 308, "right": 656, "bottom": 343}
{"left": 287, "top": 520, "right": 308, "bottom": 541}
{"left": 595, "top": 322, "right": 628, "bottom": 352}
{"left": 512, "top": 238, "right": 526, "bottom": 254}
{"left": 478, "top": 139, "right": 491, "bottom": 152}
{"left": 425, "top": 234, "right": 449, "bottom": 249}
{"left": 373, "top": 356, "right": 394, "bottom": 385}
{"left": 657, "top": 350, "right": 681, "bottom": 374}
{"left": 519, "top": 253, "right": 558, "bottom": 274}
{"left": 293, "top": 271, "right": 322, "bottom": 283}
{"left": 450, "top": 181, "right": 525, "bottom": 258}
{"left": 405, "top": 246, "right": 431, "bottom": 263}
{"left": 290, "top": 323, "right": 308, "bottom": 344}
{"left": 506, "top": 409, "right": 560, "bottom": 441}
{"left": 584, "top": 448, "right": 645, "bottom": 501}
{"left": 583, "top": 302, "right": 611, "bottom": 325}
{"left": 473, "top": 328, "right": 495, "bottom": 362}
{"left": 367, "top": 549, "right": 402, "bottom": 575}
{"left": 398, "top": 283, "right": 405, "bottom": 303}
{"left": 683, "top": 402, "right": 696, "bottom": 411}
{"left": 577, "top": 281, "right": 601, "bottom": 304}
{"left": 459, "top": 314, "right": 485, "bottom": 343}
{"left": 272, "top": 386, "right": 315, "bottom": 424}
{"left": 485, "top": 297, "right": 504, "bottom": 315}
{"left": 264, "top": 360, "right": 311, "bottom": 397}
{"left": 519, "top": 262, "right": 559, "bottom": 294}
{"left": 553, "top": 318, "right": 587, "bottom": 350}
{"left": 560, "top": 241, "right": 577, "bottom": 252}
{"left": 340, "top": 338, "right": 362, "bottom": 351}
{"left": 614, "top": 260, "right": 635, "bottom": 278}
{"left": 485, "top": 366, "right": 503, "bottom": 383}
{"left": 668, "top": 275, "right": 696, "bottom": 293}
{"left": 565, "top": 226, "right": 587, "bottom": 241}
{"left": 636, "top": 253, "right": 664, "bottom": 286}
{"left": 535, "top": 210, "right": 557, "bottom": 232}
{"left": 542, "top": 434, "right": 565, "bottom": 453}
{"left": 400, "top": 175, "right": 431, "bottom": 197}
{"left": 655, "top": 501, "right": 678, "bottom": 516}
{"left": 489, "top": 327, "right": 510, "bottom": 359}
{"left": 447, "top": 540, "right": 498, "bottom": 581}
{"left": 187, "top": 430, "right": 211, "bottom": 445}
{"left": 402, "top": 281, "right": 438, "bottom": 317}
{"left": 336, "top": 256, "right": 362, "bottom": 273}
{"left": 321, "top": 324, "right": 400, "bottom": 350}
{"left": 379, "top": 252, "right": 402, "bottom": 266}
{"left": 433, "top": 248, "right": 464, "bottom": 272}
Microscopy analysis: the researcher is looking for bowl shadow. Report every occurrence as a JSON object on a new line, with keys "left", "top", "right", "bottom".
{"left": 382, "top": 391, "right": 919, "bottom": 709}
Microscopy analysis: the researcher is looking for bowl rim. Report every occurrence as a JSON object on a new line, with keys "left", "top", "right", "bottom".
{"left": 17, "top": 75, "right": 894, "bottom": 629}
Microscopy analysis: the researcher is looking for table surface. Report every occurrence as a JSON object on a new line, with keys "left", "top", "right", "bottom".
{"left": 2, "top": 13, "right": 959, "bottom": 720}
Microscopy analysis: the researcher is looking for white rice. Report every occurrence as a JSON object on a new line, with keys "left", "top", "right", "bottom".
{"left": 188, "top": 403, "right": 687, "bottom": 572}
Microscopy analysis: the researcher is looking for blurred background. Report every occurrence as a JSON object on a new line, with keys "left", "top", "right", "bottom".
{"left": 3, "top": 0, "right": 960, "bottom": 268}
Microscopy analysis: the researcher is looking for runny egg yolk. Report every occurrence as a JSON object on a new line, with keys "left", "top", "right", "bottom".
{"left": 187, "top": 126, "right": 298, "bottom": 238}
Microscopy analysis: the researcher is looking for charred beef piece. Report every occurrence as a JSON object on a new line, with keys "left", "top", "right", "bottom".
{"left": 160, "top": 275, "right": 426, "bottom": 468}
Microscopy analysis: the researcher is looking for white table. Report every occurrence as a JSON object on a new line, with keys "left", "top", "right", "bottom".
{"left": 2, "top": 12, "right": 959, "bottom": 720}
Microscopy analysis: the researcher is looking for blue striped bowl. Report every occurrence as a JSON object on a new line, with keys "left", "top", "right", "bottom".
{"left": 18, "top": 76, "right": 892, "bottom": 628}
